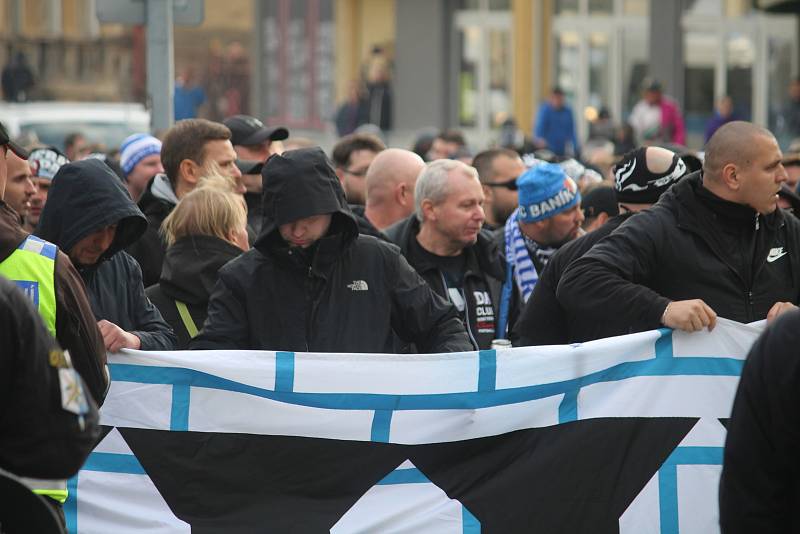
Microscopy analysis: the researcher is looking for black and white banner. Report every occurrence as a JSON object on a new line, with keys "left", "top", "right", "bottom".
{"left": 65, "top": 319, "right": 762, "bottom": 533}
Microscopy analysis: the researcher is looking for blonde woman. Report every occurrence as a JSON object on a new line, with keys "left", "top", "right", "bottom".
{"left": 145, "top": 184, "right": 248, "bottom": 348}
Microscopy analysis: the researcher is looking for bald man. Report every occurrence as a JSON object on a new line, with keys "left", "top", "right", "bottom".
{"left": 351, "top": 148, "right": 425, "bottom": 235}
{"left": 557, "top": 121, "right": 800, "bottom": 340}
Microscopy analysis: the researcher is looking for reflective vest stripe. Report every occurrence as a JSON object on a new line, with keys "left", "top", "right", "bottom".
{"left": 20, "top": 477, "right": 68, "bottom": 504}
{"left": 0, "top": 235, "right": 58, "bottom": 336}
{"left": 175, "top": 300, "right": 199, "bottom": 338}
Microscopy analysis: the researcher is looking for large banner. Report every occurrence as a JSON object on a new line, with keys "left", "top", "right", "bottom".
{"left": 65, "top": 319, "right": 763, "bottom": 533}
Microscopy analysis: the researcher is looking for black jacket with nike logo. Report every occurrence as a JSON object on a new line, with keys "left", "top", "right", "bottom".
{"left": 190, "top": 147, "right": 472, "bottom": 353}
{"left": 557, "top": 172, "right": 800, "bottom": 340}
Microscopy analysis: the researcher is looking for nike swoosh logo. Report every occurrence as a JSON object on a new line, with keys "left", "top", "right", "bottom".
{"left": 767, "top": 251, "right": 788, "bottom": 263}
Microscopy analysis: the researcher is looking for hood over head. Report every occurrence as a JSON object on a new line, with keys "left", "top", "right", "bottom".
{"left": 256, "top": 147, "right": 357, "bottom": 251}
{"left": 36, "top": 159, "right": 147, "bottom": 261}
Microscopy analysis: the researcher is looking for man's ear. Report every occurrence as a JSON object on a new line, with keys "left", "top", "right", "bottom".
{"left": 721, "top": 162, "right": 741, "bottom": 191}
{"left": 335, "top": 167, "right": 345, "bottom": 185}
{"left": 395, "top": 182, "right": 409, "bottom": 206}
{"left": 482, "top": 184, "right": 494, "bottom": 204}
{"left": 421, "top": 198, "right": 436, "bottom": 222}
{"left": 179, "top": 159, "right": 201, "bottom": 186}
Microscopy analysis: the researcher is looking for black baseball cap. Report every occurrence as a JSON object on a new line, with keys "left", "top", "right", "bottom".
{"left": 0, "top": 122, "right": 30, "bottom": 159}
{"left": 235, "top": 159, "right": 264, "bottom": 175}
{"left": 223, "top": 115, "right": 289, "bottom": 147}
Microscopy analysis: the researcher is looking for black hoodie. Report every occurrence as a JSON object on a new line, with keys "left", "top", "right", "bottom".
{"left": 557, "top": 172, "right": 800, "bottom": 339}
{"left": 191, "top": 147, "right": 471, "bottom": 353}
{"left": 147, "top": 235, "right": 243, "bottom": 349}
{"left": 36, "top": 159, "right": 176, "bottom": 351}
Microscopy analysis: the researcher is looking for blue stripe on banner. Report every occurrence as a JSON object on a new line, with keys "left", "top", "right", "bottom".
{"left": 64, "top": 474, "right": 79, "bottom": 533}
{"left": 462, "top": 506, "right": 481, "bottom": 533}
{"left": 655, "top": 329, "right": 674, "bottom": 359}
{"left": 108, "top": 356, "right": 743, "bottom": 412}
{"left": 663, "top": 446, "right": 723, "bottom": 466}
{"left": 477, "top": 349, "right": 496, "bottom": 392}
{"left": 658, "top": 446, "right": 724, "bottom": 534}
{"left": 171, "top": 384, "right": 190, "bottom": 431}
{"left": 376, "top": 467, "right": 428, "bottom": 485}
{"left": 558, "top": 389, "right": 578, "bottom": 423}
{"left": 658, "top": 463, "right": 679, "bottom": 534}
{"left": 275, "top": 351, "right": 295, "bottom": 392}
{"left": 82, "top": 452, "right": 146, "bottom": 474}
{"left": 370, "top": 409, "right": 393, "bottom": 442}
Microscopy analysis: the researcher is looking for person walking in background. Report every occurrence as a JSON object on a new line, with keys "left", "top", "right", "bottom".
{"left": 705, "top": 95, "right": 738, "bottom": 143}
{"left": 173, "top": 67, "right": 206, "bottom": 121}
{"left": 335, "top": 80, "right": 368, "bottom": 137}
{"left": 1, "top": 51, "right": 34, "bottom": 102}
{"left": 147, "top": 183, "right": 248, "bottom": 348}
{"left": 629, "top": 78, "right": 686, "bottom": 146}
{"left": 533, "top": 87, "right": 579, "bottom": 157}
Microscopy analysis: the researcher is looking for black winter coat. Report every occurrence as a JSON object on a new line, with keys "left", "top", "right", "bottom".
{"left": 557, "top": 173, "right": 800, "bottom": 340}
{"left": 514, "top": 212, "right": 633, "bottom": 346}
{"left": 126, "top": 175, "right": 175, "bottom": 287}
{"left": 147, "top": 235, "right": 243, "bottom": 349}
{"left": 720, "top": 309, "right": 800, "bottom": 533}
{"left": 191, "top": 147, "right": 471, "bottom": 353}
{"left": 386, "top": 216, "right": 518, "bottom": 349}
{"left": 36, "top": 159, "right": 176, "bottom": 351}
{"left": 0, "top": 276, "right": 99, "bottom": 480}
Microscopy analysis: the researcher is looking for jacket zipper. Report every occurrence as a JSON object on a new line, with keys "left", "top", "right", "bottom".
{"left": 304, "top": 266, "right": 314, "bottom": 352}
{"left": 440, "top": 271, "right": 479, "bottom": 350}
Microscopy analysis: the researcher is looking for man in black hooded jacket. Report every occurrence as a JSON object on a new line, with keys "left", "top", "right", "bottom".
{"left": 557, "top": 121, "right": 800, "bottom": 338}
{"left": 191, "top": 147, "right": 472, "bottom": 353}
{"left": 36, "top": 159, "right": 176, "bottom": 351}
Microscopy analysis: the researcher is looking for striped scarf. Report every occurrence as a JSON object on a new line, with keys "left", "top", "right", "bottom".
{"left": 503, "top": 208, "right": 540, "bottom": 302}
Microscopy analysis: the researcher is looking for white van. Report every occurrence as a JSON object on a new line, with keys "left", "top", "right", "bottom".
{"left": 0, "top": 101, "right": 151, "bottom": 151}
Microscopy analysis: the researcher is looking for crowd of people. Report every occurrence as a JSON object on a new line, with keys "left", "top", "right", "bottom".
{"left": 3, "top": 74, "right": 800, "bottom": 530}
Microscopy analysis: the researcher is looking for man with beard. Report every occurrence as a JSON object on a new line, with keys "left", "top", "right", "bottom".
{"left": 472, "top": 148, "right": 525, "bottom": 231}
{"left": 386, "top": 159, "right": 519, "bottom": 348}
{"left": 4, "top": 149, "right": 36, "bottom": 224}
{"left": 496, "top": 162, "right": 584, "bottom": 311}
{"left": 514, "top": 146, "right": 689, "bottom": 345}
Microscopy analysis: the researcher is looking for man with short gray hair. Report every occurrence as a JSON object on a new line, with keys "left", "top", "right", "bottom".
{"left": 386, "top": 159, "right": 519, "bottom": 349}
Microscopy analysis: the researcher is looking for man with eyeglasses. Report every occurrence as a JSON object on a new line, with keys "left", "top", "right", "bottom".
{"left": 472, "top": 148, "right": 525, "bottom": 230}
{"left": 386, "top": 159, "right": 520, "bottom": 348}
{"left": 331, "top": 132, "right": 385, "bottom": 206}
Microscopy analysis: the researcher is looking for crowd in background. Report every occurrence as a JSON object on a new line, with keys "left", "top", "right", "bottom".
{"left": 3, "top": 71, "right": 800, "bottom": 530}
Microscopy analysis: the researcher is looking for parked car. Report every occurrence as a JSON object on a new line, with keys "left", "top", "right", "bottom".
{"left": 0, "top": 101, "right": 151, "bottom": 151}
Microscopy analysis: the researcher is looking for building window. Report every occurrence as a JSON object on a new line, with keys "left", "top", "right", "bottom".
{"left": 454, "top": 1, "right": 512, "bottom": 135}
{"left": 260, "top": 0, "right": 335, "bottom": 130}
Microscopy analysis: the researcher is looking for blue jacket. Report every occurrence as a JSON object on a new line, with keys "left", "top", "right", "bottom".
{"left": 534, "top": 102, "right": 579, "bottom": 156}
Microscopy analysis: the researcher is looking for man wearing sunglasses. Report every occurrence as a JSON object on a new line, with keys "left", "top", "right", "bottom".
{"left": 473, "top": 148, "right": 525, "bottom": 231}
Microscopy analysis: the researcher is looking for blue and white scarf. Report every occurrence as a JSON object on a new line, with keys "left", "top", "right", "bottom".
{"left": 503, "top": 208, "right": 540, "bottom": 302}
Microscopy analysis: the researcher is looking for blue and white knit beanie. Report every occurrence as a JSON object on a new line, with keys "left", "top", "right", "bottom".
{"left": 517, "top": 162, "right": 581, "bottom": 223}
{"left": 120, "top": 133, "right": 162, "bottom": 176}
